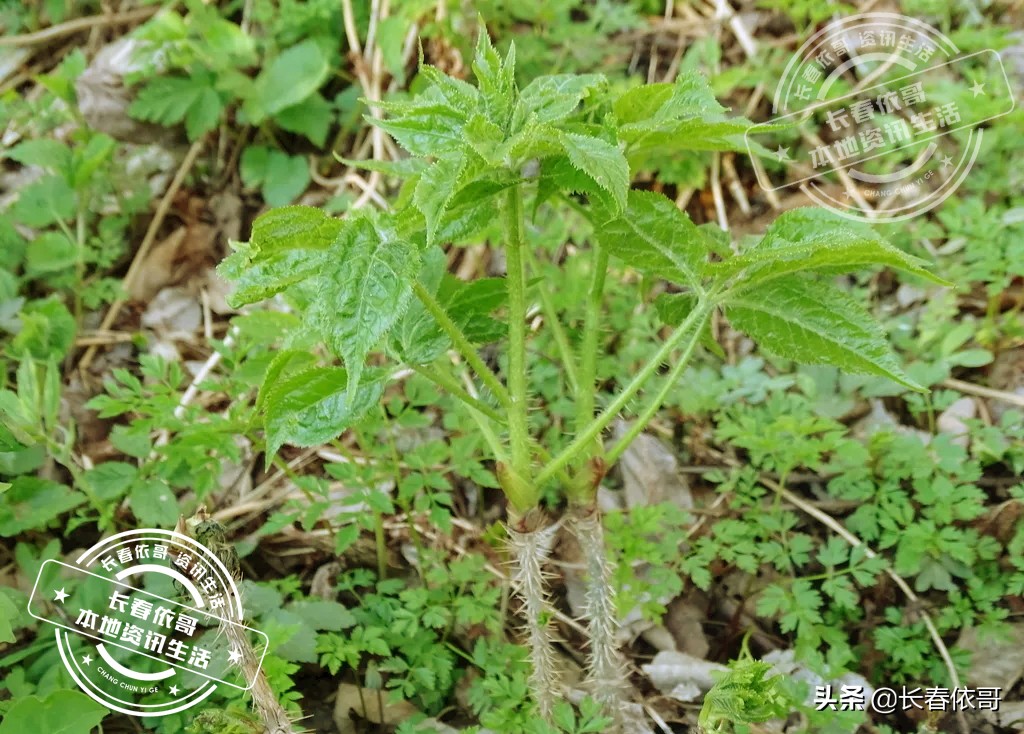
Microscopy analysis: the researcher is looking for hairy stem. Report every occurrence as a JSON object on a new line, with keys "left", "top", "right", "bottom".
{"left": 574, "top": 244, "right": 610, "bottom": 466}
{"left": 537, "top": 301, "right": 713, "bottom": 485}
{"left": 409, "top": 363, "right": 506, "bottom": 425}
{"left": 504, "top": 185, "right": 532, "bottom": 482}
{"left": 181, "top": 511, "right": 297, "bottom": 734}
{"left": 508, "top": 517, "right": 560, "bottom": 721}
{"left": 571, "top": 507, "right": 627, "bottom": 722}
{"left": 222, "top": 620, "right": 297, "bottom": 734}
{"left": 605, "top": 307, "right": 710, "bottom": 464}
{"left": 454, "top": 364, "right": 510, "bottom": 464}
{"left": 412, "top": 280, "right": 513, "bottom": 411}
{"left": 526, "top": 248, "right": 580, "bottom": 395}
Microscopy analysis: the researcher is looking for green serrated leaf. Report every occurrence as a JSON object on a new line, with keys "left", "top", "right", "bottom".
{"left": 275, "top": 92, "right": 334, "bottom": 146}
{"left": 504, "top": 121, "right": 563, "bottom": 162}
{"left": 535, "top": 155, "right": 616, "bottom": 215}
{"left": 0, "top": 477, "right": 85, "bottom": 537}
{"left": 264, "top": 367, "right": 384, "bottom": 459}
{"left": 26, "top": 232, "right": 76, "bottom": 275}
{"left": 714, "top": 208, "right": 948, "bottom": 286}
{"left": 0, "top": 690, "right": 107, "bottom": 734}
{"left": 130, "top": 75, "right": 204, "bottom": 127}
{"left": 599, "top": 190, "right": 704, "bottom": 288}
{"left": 435, "top": 178, "right": 511, "bottom": 243}
{"left": 289, "top": 600, "right": 357, "bottom": 631}
{"left": 661, "top": 71, "right": 728, "bottom": 119}
{"left": 248, "top": 39, "right": 328, "bottom": 121}
{"left": 724, "top": 276, "right": 923, "bottom": 390}
{"left": 256, "top": 350, "right": 318, "bottom": 415}
{"left": 6, "top": 139, "right": 71, "bottom": 173}
{"left": 654, "top": 292, "right": 724, "bottom": 358}
{"left": 70, "top": 134, "right": 115, "bottom": 189}
{"left": 388, "top": 247, "right": 449, "bottom": 364}
{"left": 220, "top": 205, "right": 342, "bottom": 306}
{"left": 185, "top": 87, "right": 223, "bottom": 140}
{"left": 83, "top": 461, "right": 137, "bottom": 501}
{"left": 418, "top": 64, "right": 481, "bottom": 110}
{"left": 463, "top": 114, "right": 505, "bottom": 162}
{"left": 9, "top": 296, "right": 76, "bottom": 359}
{"left": 329, "top": 153, "right": 421, "bottom": 177}
{"left": 305, "top": 213, "right": 420, "bottom": 393}
{"left": 333, "top": 153, "right": 427, "bottom": 177}
{"left": 12, "top": 175, "right": 75, "bottom": 228}
{"left": 559, "top": 132, "right": 629, "bottom": 213}
{"left": 444, "top": 275, "right": 507, "bottom": 344}
{"left": 414, "top": 151, "right": 467, "bottom": 245}
{"left": 613, "top": 83, "right": 675, "bottom": 124}
{"left": 621, "top": 118, "right": 761, "bottom": 160}
{"left": 520, "top": 73, "right": 606, "bottom": 123}
{"left": 614, "top": 71, "right": 725, "bottom": 125}
{"left": 472, "top": 27, "right": 517, "bottom": 129}
{"left": 240, "top": 146, "right": 310, "bottom": 206}
{"left": 373, "top": 101, "right": 467, "bottom": 156}
{"left": 130, "top": 479, "right": 179, "bottom": 528}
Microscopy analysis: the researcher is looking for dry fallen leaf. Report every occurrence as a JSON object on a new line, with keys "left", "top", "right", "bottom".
{"left": 989, "top": 347, "right": 1024, "bottom": 422}
{"left": 76, "top": 38, "right": 182, "bottom": 146}
{"left": 611, "top": 420, "right": 693, "bottom": 510}
{"left": 663, "top": 595, "right": 710, "bottom": 657}
{"left": 141, "top": 286, "right": 201, "bottom": 333}
{"left": 936, "top": 396, "right": 976, "bottom": 447}
{"left": 957, "top": 623, "right": 1024, "bottom": 691}
{"left": 129, "top": 221, "right": 220, "bottom": 302}
{"left": 641, "top": 650, "right": 727, "bottom": 702}
{"left": 333, "top": 683, "right": 419, "bottom": 734}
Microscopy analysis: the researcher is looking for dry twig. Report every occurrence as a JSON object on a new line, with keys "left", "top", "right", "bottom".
{"left": 0, "top": 6, "right": 160, "bottom": 48}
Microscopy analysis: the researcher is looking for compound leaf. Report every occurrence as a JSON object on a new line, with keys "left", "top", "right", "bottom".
{"left": 305, "top": 213, "right": 420, "bottom": 394}
{"left": 715, "top": 207, "right": 948, "bottom": 286}
{"left": 0, "top": 477, "right": 85, "bottom": 537}
{"left": 219, "top": 205, "right": 342, "bottom": 306}
{"left": 263, "top": 367, "right": 384, "bottom": 459}
{"left": 0, "top": 690, "right": 107, "bottom": 734}
{"left": 599, "top": 190, "right": 704, "bottom": 289}
{"left": 559, "top": 132, "right": 629, "bottom": 213}
{"left": 414, "top": 151, "right": 467, "bottom": 245}
{"left": 724, "top": 276, "right": 923, "bottom": 390}
{"left": 520, "top": 73, "right": 606, "bottom": 123}
{"left": 249, "top": 39, "right": 328, "bottom": 120}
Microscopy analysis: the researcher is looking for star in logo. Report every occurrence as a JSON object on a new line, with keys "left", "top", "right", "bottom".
{"left": 775, "top": 145, "right": 791, "bottom": 162}
{"left": 941, "top": 155, "right": 953, "bottom": 168}
{"left": 168, "top": 685, "right": 180, "bottom": 696}
{"left": 81, "top": 654, "right": 93, "bottom": 665}
{"left": 970, "top": 81, "right": 986, "bottom": 97}
{"left": 53, "top": 588, "right": 69, "bottom": 603}
{"left": 227, "top": 647, "right": 242, "bottom": 665}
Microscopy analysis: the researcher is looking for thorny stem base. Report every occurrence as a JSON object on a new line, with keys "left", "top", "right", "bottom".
{"left": 180, "top": 511, "right": 297, "bottom": 734}
{"left": 508, "top": 515, "right": 561, "bottom": 722}
{"left": 223, "top": 620, "right": 298, "bottom": 734}
{"left": 571, "top": 505, "right": 628, "bottom": 724}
